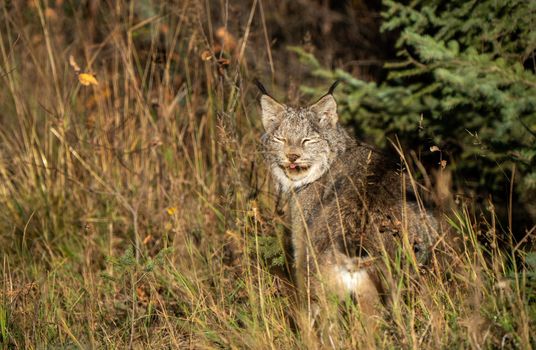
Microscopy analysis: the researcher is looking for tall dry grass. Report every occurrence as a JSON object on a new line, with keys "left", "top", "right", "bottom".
{"left": 0, "top": 1, "right": 534, "bottom": 348}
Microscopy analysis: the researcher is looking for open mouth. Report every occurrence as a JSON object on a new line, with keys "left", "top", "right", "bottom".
{"left": 282, "top": 163, "right": 310, "bottom": 175}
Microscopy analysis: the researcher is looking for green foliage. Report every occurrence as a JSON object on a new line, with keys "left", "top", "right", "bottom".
{"left": 526, "top": 252, "right": 536, "bottom": 303}
{"left": 250, "top": 234, "right": 286, "bottom": 268}
{"left": 0, "top": 303, "right": 7, "bottom": 347}
{"left": 292, "top": 0, "right": 536, "bottom": 209}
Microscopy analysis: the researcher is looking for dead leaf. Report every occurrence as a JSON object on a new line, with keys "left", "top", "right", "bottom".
{"left": 44, "top": 8, "right": 58, "bottom": 21}
{"left": 430, "top": 145, "right": 440, "bottom": 152}
{"left": 160, "top": 23, "right": 169, "bottom": 35}
{"left": 201, "top": 50, "right": 213, "bottom": 61}
{"left": 136, "top": 287, "right": 148, "bottom": 301}
{"left": 215, "top": 27, "right": 237, "bottom": 51}
{"left": 217, "top": 58, "right": 230, "bottom": 66}
{"left": 78, "top": 73, "right": 99, "bottom": 86}
{"left": 440, "top": 159, "right": 447, "bottom": 169}
{"left": 143, "top": 235, "right": 153, "bottom": 245}
{"left": 31, "top": 34, "right": 42, "bottom": 45}
{"left": 69, "top": 55, "right": 81, "bottom": 72}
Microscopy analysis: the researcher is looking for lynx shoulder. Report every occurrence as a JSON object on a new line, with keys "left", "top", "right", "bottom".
{"left": 258, "top": 81, "right": 445, "bottom": 314}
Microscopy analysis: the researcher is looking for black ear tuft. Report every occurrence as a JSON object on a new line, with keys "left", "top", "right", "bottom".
{"left": 327, "top": 80, "right": 340, "bottom": 95}
{"left": 254, "top": 79, "right": 269, "bottom": 95}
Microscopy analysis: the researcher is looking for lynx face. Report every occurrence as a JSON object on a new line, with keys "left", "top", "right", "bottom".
{"left": 260, "top": 93, "right": 348, "bottom": 191}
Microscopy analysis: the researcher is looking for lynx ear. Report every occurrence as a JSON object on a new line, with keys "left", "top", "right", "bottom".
{"left": 260, "top": 95, "right": 285, "bottom": 132}
{"left": 256, "top": 79, "right": 285, "bottom": 132}
{"left": 310, "top": 94, "right": 338, "bottom": 128}
{"left": 310, "top": 80, "right": 339, "bottom": 128}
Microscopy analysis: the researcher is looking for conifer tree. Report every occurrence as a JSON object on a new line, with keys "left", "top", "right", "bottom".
{"left": 293, "top": 0, "right": 536, "bottom": 223}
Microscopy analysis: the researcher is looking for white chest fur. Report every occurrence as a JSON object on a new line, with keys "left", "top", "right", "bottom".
{"left": 335, "top": 267, "right": 370, "bottom": 292}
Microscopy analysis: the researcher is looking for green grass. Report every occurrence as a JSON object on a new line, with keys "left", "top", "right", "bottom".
{"left": 0, "top": 1, "right": 534, "bottom": 348}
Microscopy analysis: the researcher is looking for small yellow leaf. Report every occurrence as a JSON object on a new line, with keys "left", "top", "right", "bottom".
{"left": 78, "top": 73, "right": 98, "bottom": 86}
{"left": 440, "top": 160, "right": 447, "bottom": 169}
{"left": 166, "top": 207, "right": 177, "bottom": 215}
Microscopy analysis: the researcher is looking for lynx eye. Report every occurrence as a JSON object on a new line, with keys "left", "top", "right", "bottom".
{"left": 273, "top": 136, "right": 285, "bottom": 143}
{"left": 302, "top": 138, "right": 319, "bottom": 145}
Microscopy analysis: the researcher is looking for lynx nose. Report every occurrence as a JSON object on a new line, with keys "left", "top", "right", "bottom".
{"left": 287, "top": 153, "right": 300, "bottom": 163}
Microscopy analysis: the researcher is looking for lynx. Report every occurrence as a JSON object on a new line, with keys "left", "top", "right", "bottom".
{"left": 258, "top": 81, "right": 443, "bottom": 316}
